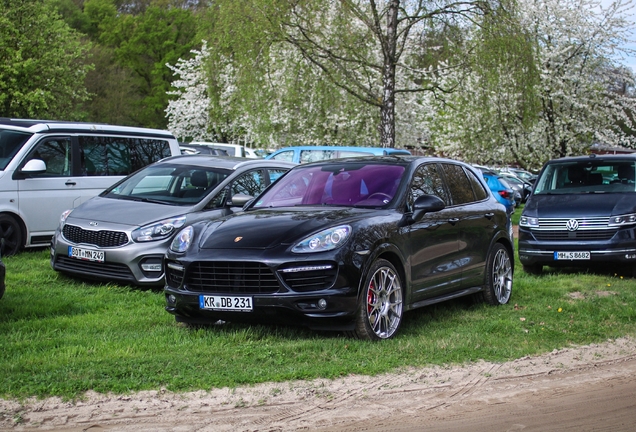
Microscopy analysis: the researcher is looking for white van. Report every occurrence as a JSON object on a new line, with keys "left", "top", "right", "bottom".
{"left": 0, "top": 119, "right": 180, "bottom": 255}
{"left": 189, "top": 142, "right": 259, "bottom": 158}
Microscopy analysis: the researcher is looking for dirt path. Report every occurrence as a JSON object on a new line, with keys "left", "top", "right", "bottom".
{"left": 2, "top": 337, "right": 636, "bottom": 431}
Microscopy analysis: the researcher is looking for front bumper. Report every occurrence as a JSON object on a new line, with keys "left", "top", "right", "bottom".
{"left": 518, "top": 226, "right": 636, "bottom": 267}
{"left": 50, "top": 230, "right": 171, "bottom": 286}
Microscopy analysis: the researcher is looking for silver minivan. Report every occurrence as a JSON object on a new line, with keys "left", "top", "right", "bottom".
{"left": 0, "top": 119, "right": 180, "bottom": 255}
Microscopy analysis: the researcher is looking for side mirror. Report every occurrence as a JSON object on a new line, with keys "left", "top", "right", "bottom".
{"left": 412, "top": 194, "right": 445, "bottom": 221}
{"left": 21, "top": 159, "right": 46, "bottom": 173}
{"left": 230, "top": 193, "right": 254, "bottom": 207}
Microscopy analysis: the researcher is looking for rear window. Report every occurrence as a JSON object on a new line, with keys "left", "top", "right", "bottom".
{"left": 534, "top": 160, "right": 636, "bottom": 194}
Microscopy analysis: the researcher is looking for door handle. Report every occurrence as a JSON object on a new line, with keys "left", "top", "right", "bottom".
{"left": 484, "top": 212, "right": 495, "bottom": 219}
{"left": 448, "top": 217, "right": 460, "bottom": 225}
{"left": 65, "top": 180, "right": 77, "bottom": 186}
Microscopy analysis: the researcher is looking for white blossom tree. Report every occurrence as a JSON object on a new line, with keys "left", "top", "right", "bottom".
{"left": 423, "top": 0, "right": 636, "bottom": 168}
{"left": 165, "top": 42, "right": 213, "bottom": 142}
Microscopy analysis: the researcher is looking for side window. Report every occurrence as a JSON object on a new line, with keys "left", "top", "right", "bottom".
{"left": 231, "top": 170, "right": 266, "bottom": 197}
{"left": 268, "top": 169, "right": 288, "bottom": 184}
{"left": 300, "top": 150, "right": 336, "bottom": 163}
{"left": 466, "top": 169, "right": 489, "bottom": 201}
{"left": 26, "top": 137, "right": 73, "bottom": 177}
{"left": 271, "top": 150, "right": 294, "bottom": 162}
{"left": 79, "top": 136, "right": 172, "bottom": 176}
{"left": 441, "top": 164, "right": 476, "bottom": 205}
{"left": 409, "top": 163, "right": 449, "bottom": 209}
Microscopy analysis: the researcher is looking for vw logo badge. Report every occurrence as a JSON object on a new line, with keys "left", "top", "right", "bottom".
{"left": 566, "top": 219, "right": 579, "bottom": 231}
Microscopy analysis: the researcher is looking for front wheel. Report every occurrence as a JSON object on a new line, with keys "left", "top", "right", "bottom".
{"left": 0, "top": 214, "right": 23, "bottom": 256}
{"left": 349, "top": 259, "right": 403, "bottom": 341}
{"left": 481, "top": 243, "right": 513, "bottom": 305}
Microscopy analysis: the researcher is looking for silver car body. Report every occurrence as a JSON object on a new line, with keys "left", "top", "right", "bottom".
{"left": 0, "top": 119, "right": 180, "bottom": 254}
{"left": 50, "top": 155, "right": 295, "bottom": 285}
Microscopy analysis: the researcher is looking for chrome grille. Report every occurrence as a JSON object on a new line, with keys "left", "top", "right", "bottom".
{"left": 531, "top": 217, "right": 616, "bottom": 241}
{"left": 186, "top": 262, "right": 280, "bottom": 294}
{"left": 63, "top": 225, "right": 128, "bottom": 247}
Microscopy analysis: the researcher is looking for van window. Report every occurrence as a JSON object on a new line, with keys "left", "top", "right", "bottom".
{"left": 26, "top": 138, "right": 73, "bottom": 177}
{"left": 80, "top": 136, "right": 172, "bottom": 176}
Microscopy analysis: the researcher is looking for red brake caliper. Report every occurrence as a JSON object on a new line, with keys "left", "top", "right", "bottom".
{"left": 367, "top": 281, "right": 375, "bottom": 315}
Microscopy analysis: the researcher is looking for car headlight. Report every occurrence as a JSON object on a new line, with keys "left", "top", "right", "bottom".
{"left": 170, "top": 226, "right": 194, "bottom": 253}
{"left": 609, "top": 213, "right": 636, "bottom": 227}
{"left": 132, "top": 216, "right": 186, "bottom": 242}
{"left": 519, "top": 216, "right": 539, "bottom": 228}
{"left": 59, "top": 209, "right": 73, "bottom": 229}
{"left": 292, "top": 225, "right": 351, "bottom": 253}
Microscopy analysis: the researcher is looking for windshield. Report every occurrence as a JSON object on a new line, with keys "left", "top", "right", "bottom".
{"left": 102, "top": 164, "right": 230, "bottom": 205}
{"left": 0, "top": 129, "right": 33, "bottom": 170}
{"left": 253, "top": 162, "right": 405, "bottom": 208}
{"left": 534, "top": 160, "right": 636, "bottom": 194}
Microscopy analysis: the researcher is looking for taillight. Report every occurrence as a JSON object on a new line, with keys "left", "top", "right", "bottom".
{"left": 499, "top": 190, "right": 512, "bottom": 199}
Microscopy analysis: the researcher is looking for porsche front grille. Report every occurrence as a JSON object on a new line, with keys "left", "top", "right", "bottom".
{"left": 185, "top": 262, "right": 280, "bottom": 294}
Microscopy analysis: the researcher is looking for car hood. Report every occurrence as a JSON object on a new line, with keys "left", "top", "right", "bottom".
{"left": 68, "top": 197, "right": 188, "bottom": 227}
{"left": 198, "top": 207, "right": 375, "bottom": 250}
{"left": 524, "top": 193, "right": 636, "bottom": 218}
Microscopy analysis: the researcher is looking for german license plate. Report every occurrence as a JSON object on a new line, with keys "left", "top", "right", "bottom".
{"left": 199, "top": 295, "right": 253, "bottom": 311}
{"left": 554, "top": 251, "right": 590, "bottom": 260}
{"left": 68, "top": 246, "right": 104, "bottom": 262}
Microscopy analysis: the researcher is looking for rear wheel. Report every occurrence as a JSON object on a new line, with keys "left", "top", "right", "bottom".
{"left": 481, "top": 243, "right": 513, "bottom": 305}
{"left": 349, "top": 259, "right": 403, "bottom": 341}
{"left": 522, "top": 263, "right": 543, "bottom": 275}
{"left": 0, "top": 214, "right": 23, "bottom": 256}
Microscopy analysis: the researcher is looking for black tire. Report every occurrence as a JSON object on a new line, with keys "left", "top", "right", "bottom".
{"left": 481, "top": 243, "right": 513, "bottom": 306}
{"left": 0, "top": 214, "right": 23, "bottom": 257}
{"left": 522, "top": 263, "right": 543, "bottom": 275}
{"left": 349, "top": 259, "right": 403, "bottom": 341}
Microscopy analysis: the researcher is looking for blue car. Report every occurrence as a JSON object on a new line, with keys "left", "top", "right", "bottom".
{"left": 265, "top": 145, "right": 411, "bottom": 164}
{"left": 481, "top": 171, "right": 516, "bottom": 214}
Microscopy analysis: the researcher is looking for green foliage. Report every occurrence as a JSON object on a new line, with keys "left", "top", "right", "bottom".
{"left": 1, "top": 248, "right": 635, "bottom": 399}
{"left": 0, "top": 0, "right": 92, "bottom": 119}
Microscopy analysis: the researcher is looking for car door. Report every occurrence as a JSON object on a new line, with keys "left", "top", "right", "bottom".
{"left": 16, "top": 136, "right": 83, "bottom": 242}
{"left": 404, "top": 163, "right": 461, "bottom": 301}
{"left": 440, "top": 163, "right": 494, "bottom": 289}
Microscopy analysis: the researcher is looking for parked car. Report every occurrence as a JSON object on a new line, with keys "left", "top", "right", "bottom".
{"left": 0, "top": 119, "right": 181, "bottom": 256}
{"left": 500, "top": 173, "right": 533, "bottom": 203}
{"left": 518, "top": 154, "right": 636, "bottom": 276}
{"left": 50, "top": 155, "right": 295, "bottom": 286}
{"left": 180, "top": 144, "right": 230, "bottom": 156}
{"left": 480, "top": 170, "right": 516, "bottom": 213}
{"left": 265, "top": 145, "right": 411, "bottom": 164}
{"left": 164, "top": 156, "right": 514, "bottom": 340}
{"left": 188, "top": 142, "right": 258, "bottom": 158}
{"left": 503, "top": 167, "right": 537, "bottom": 184}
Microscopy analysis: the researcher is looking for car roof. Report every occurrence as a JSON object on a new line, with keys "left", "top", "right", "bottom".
{"left": 157, "top": 154, "right": 296, "bottom": 170}
{"left": 0, "top": 118, "right": 175, "bottom": 138}
{"left": 268, "top": 145, "right": 411, "bottom": 154}
{"left": 295, "top": 154, "right": 472, "bottom": 167}
{"left": 546, "top": 154, "right": 636, "bottom": 164}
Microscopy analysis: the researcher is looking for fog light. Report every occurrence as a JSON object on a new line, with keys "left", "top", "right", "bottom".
{"left": 141, "top": 262, "right": 162, "bottom": 272}
{"left": 318, "top": 298, "right": 327, "bottom": 309}
{"left": 625, "top": 254, "right": 636, "bottom": 260}
{"left": 167, "top": 294, "right": 176, "bottom": 305}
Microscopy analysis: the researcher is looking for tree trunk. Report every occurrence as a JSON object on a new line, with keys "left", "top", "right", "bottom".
{"left": 379, "top": 0, "right": 399, "bottom": 148}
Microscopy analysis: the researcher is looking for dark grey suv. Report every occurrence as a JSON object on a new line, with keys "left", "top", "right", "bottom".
{"left": 518, "top": 154, "right": 636, "bottom": 276}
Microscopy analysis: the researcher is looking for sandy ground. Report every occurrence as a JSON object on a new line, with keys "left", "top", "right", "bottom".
{"left": 1, "top": 337, "right": 636, "bottom": 431}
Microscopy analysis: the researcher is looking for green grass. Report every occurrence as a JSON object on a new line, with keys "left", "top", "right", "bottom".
{"left": 1, "top": 247, "right": 635, "bottom": 400}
